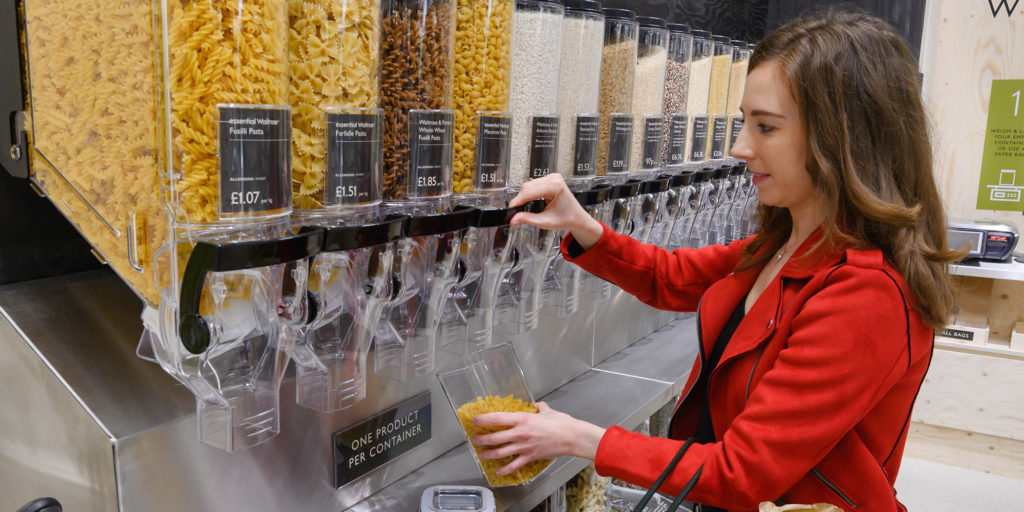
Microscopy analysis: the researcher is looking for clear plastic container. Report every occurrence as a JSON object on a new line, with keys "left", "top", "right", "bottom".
{"left": 437, "top": 343, "right": 553, "bottom": 487}
{"left": 721, "top": 163, "right": 749, "bottom": 244}
{"left": 451, "top": 0, "right": 514, "bottom": 194}
{"left": 651, "top": 171, "right": 696, "bottom": 248}
{"left": 289, "top": 0, "right": 382, "bottom": 213}
{"left": 375, "top": 207, "right": 474, "bottom": 381}
{"left": 726, "top": 41, "right": 752, "bottom": 154}
{"left": 530, "top": 484, "right": 567, "bottom": 512}
{"left": 495, "top": 222, "right": 558, "bottom": 336}
{"left": 706, "top": 165, "right": 734, "bottom": 245}
{"left": 661, "top": 23, "right": 692, "bottom": 168}
{"left": 381, "top": 0, "right": 456, "bottom": 201}
{"left": 687, "top": 166, "right": 721, "bottom": 248}
{"left": 557, "top": 0, "right": 604, "bottom": 188}
{"left": 294, "top": 216, "right": 404, "bottom": 413}
{"left": 669, "top": 168, "right": 709, "bottom": 249}
{"left": 606, "top": 482, "right": 690, "bottom": 512}
{"left": 705, "top": 35, "right": 732, "bottom": 161}
{"left": 597, "top": 8, "right": 638, "bottom": 177}
{"left": 636, "top": 176, "right": 673, "bottom": 244}
{"left": 509, "top": 0, "right": 565, "bottom": 189}
{"left": 574, "top": 184, "right": 615, "bottom": 301}
{"left": 683, "top": 30, "right": 712, "bottom": 164}
{"left": 629, "top": 17, "right": 669, "bottom": 174}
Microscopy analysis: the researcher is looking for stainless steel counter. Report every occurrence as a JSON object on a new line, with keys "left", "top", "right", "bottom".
{"left": 0, "top": 268, "right": 699, "bottom": 512}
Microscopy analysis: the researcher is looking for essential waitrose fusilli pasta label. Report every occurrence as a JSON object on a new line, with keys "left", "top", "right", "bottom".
{"left": 218, "top": 105, "right": 291, "bottom": 216}
{"left": 325, "top": 109, "right": 383, "bottom": 206}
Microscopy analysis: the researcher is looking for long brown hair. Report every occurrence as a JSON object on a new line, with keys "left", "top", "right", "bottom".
{"left": 739, "top": 10, "right": 961, "bottom": 329}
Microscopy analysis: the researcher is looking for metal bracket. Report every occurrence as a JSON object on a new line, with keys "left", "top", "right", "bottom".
{"left": 2, "top": 0, "right": 29, "bottom": 178}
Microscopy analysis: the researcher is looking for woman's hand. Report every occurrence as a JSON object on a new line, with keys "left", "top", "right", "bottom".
{"left": 508, "top": 174, "right": 604, "bottom": 250}
{"left": 471, "top": 402, "right": 606, "bottom": 475}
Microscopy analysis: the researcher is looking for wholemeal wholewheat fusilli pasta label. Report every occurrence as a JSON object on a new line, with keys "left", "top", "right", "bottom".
{"left": 407, "top": 110, "right": 454, "bottom": 199}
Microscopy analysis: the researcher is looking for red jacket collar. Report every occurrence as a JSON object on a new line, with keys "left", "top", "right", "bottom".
{"left": 776, "top": 228, "right": 847, "bottom": 279}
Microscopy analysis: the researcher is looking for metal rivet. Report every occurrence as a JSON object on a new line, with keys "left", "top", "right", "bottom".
{"left": 9, "top": 145, "right": 22, "bottom": 162}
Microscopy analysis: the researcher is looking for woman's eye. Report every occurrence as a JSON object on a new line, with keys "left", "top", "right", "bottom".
{"left": 758, "top": 123, "right": 774, "bottom": 133}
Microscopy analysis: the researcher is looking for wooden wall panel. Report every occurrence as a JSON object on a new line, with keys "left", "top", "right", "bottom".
{"left": 913, "top": 348, "right": 1024, "bottom": 441}
{"left": 921, "top": 0, "right": 1024, "bottom": 228}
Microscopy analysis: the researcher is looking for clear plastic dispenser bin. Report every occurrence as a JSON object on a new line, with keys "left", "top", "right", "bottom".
{"left": 705, "top": 35, "right": 733, "bottom": 161}
{"left": 597, "top": 8, "right": 638, "bottom": 179}
{"left": 636, "top": 176, "right": 673, "bottom": 244}
{"left": 651, "top": 171, "right": 695, "bottom": 248}
{"left": 558, "top": 0, "right": 604, "bottom": 188}
{"left": 574, "top": 184, "right": 615, "bottom": 301}
{"left": 704, "top": 165, "right": 733, "bottom": 246}
{"left": 495, "top": 219, "right": 558, "bottom": 336}
{"left": 375, "top": 207, "right": 475, "bottom": 381}
{"left": 144, "top": 227, "right": 322, "bottom": 452}
{"left": 609, "top": 180, "right": 644, "bottom": 239}
{"left": 437, "top": 343, "right": 553, "bottom": 487}
{"left": 739, "top": 166, "right": 760, "bottom": 238}
{"left": 662, "top": 23, "right": 692, "bottom": 169}
{"left": 687, "top": 167, "right": 718, "bottom": 248}
{"left": 630, "top": 16, "right": 669, "bottom": 176}
{"left": 675, "top": 167, "right": 712, "bottom": 249}
{"left": 720, "top": 164, "right": 749, "bottom": 245}
{"left": 293, "top": 216, "right": 405, "bottom": 413}
{"left": 684, "top": 30, "right": 713, "bottom": 164}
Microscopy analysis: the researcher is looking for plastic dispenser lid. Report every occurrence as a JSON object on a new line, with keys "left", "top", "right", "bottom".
{"left": 691, "top": 29, "right": 712, "bottom": 39}
{"left": 731, "top": 39, "right": 746, "bottom": 47}
{"left": 574, "top": 184, "right": 614, "bottom": 206}
{"left": 323, "top": 215, "right": 408, "bottom": 252}
{"left": 712, "top": 34, "right": 731, "bottom": 44}
{"left": 636, "top": 16, "right": 666, "bottom": 29}
{"left": 712, "top": 166, "right": 731, "bottom": 180}
{"left": 564, "top": 0, "right": 602, "bottom": 13}
{"left": 694, "top": 167, "right": 715, "bottom": 182}
{"left": 516, "top": 0, "right": 564, "bottom": 8}
{"left": 471, "top": 199, "right": 547, "bottom": 228}
{"left": 601, "top": 8, "right": 635, "bottom": 21}
{"left": 730, "top": 163, "right": 746, "bottom": 176}
{"left": 405, "top": 206, "right": 476, "bottom": 237}
{"left": 672, "top": 171, "right": 696, "bottom": 187}
{"left": 612, "top": 180, "right": 642, "bottom": 199}
{"left": 666, "top": 23, "right": 691, "bottom": 34}
{"left": 640, "top": 176, "right": 671, "bottom": 195}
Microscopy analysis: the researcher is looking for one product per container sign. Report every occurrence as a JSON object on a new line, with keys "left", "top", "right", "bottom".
{"left": 218, "top": 105, "right": 291, "bottom": 217}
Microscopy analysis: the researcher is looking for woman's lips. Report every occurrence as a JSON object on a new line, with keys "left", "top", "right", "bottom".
{"left": 751, "top": 170, "right": 768, "bottom": 185}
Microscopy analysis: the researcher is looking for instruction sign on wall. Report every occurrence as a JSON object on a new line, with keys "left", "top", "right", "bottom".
{"left": 977, "top": 79, "right": 1024, "bottom": 211}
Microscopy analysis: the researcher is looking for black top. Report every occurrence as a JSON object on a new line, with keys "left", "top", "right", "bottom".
{"left": 693, "top": 299, "right": 745, "bottom": 512}
{"left": 695, "top": 298, "right": 745, "bottom": 444}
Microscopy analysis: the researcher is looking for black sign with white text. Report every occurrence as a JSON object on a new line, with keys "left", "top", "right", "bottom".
{"left": 689, "top": 115, "right": 710, "bottom": 162}
{"left": 326, "top": 110, "right": 382, "bottom": 205}
{"left": 710, "top": 116, "right": 729, "bottom": 160}
{"left": 529, "top": 115, "right": 560, "bottom": 179}
{"left": 474, "top": 113, "right": 511, "bottom": 190}
{"left": 642, "top": 116, "right": 665, "bottom": 169}
{"left": 666, "top": 114, "right": 688, "bottom": 165}
{"left": 218, "top": 105, "right": 290, "bottom": 215}
{"left": 573, "top": 114, "right": 599, "bottom": 177}
{"left": 408, "top": 110, "right": 454, "bottom": 197}
{"left": 607, "top": 115, "right": 634, "bottom": 173}
{"left": 333, "top": 392, "right": 431, "bottom": 488}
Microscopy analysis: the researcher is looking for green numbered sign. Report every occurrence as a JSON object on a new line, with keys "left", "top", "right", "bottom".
{"left": 977, "top": 79, "right": 1024, "bottom": 211}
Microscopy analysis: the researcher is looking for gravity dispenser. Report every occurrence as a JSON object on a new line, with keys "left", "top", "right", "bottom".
{"left": 574, "top": 184, "right": 615, "bottom": 301}
{"left": 703, "top": 165, "right": 733, "bottom": 246}
{"left": 650, "top": 170, "right": 696, "bottom": 248}
{"left": 635, "top": 176, "right": 673, "bottom": 244}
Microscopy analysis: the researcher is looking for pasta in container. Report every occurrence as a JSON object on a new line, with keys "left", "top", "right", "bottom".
{"left": 438, "top": 343, "right": 552, "bottom": 487}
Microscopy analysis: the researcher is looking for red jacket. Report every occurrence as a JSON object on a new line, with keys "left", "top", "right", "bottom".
{"left": 563, "top": 223, "right": 933, "bottom": 511}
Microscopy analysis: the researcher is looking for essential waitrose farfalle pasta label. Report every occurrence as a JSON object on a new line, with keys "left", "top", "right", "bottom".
{"left": 325, "top": 110, "right": 383, "bottom": 206}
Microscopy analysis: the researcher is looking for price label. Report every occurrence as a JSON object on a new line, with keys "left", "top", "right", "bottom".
{"left": 218, "top": 105, "right": 290, "bottom": 216}
{"left": 666, "top": 114, "right": 688, "bottom": 165}
{"left": 326, "top": 109, "right": 382, "bottom": 206}
{"left": 710, "top": 116, "right": 729, "bottom": 160}
{"left": 528, "top": 115, "right": 560, "bottom": 180}
{"left": 474, "top": 113, "right": 511, "bottom": 190}
{"left": 573, "top": 114, "right": 600, "bottom": 177}
{"left": 689, "top": 115, "right": 709, "bottom": 162}
{"left": 729, "top": 117, "right": 744, "bottom": 153}
{"left": 642, "top": 116, "right": 665, "bottom": 169}
{"left": 408, "top": 110, "right": 454, "bottom": 198}
{"left": 607, "top": 115, "right": 634, "bottom": 173}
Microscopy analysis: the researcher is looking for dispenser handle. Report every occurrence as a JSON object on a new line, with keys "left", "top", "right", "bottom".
{"left": 16, "top": 498, "right": 62, "bottom": 512}
{"left": 177, "top": 228, "right": 325, "bottom": 354}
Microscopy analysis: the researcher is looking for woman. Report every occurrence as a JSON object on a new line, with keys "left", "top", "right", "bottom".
{"left": 471, "top": 11, "right": 960, "bottom": 512}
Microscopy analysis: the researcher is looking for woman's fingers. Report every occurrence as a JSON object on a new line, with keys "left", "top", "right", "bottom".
{"left": 473, "top": 411, "right": 521, "bottom": 427}
{"left": 496, "top": 454, "right": 537, "bottom": 476}
{"left": 509, "top": 174, "right": 568, "bottom": 207}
